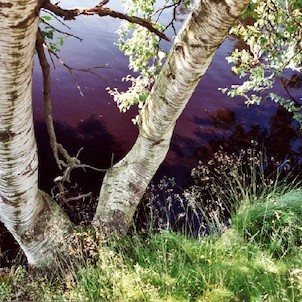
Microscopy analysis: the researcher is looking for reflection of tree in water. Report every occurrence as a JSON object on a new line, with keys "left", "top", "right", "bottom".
{"left": 171, "top": 106, "right": 301, "bottom": 175}
{"left": 138, "top": 106, "right": 302, "bottom": 235}
{"left": 35, "top": 115, "right": 123, "bottom": 224}
{"left": 2, "top": 107, "right": 301, "bottom": 262}
{"left": 186, "top": 105, "right": 301, "bottom": 207}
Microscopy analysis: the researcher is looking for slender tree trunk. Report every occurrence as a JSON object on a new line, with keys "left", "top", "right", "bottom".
{"left": 0, "top": 0, "right": 73, "bottom": 267}
{"left": 93, "top": 0, "right": 251, "bottom": 233}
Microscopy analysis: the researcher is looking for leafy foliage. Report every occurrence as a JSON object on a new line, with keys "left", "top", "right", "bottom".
{"left": 107, "top": 0, "right": 193, "bottom": 115}
{"left": 222, "top": 0, "right": 302, "bottom": 125}
{"left": 107, "top": 0, "right": 168, "bottom": 115}
{"left": 39, "top": 15, "right": 65, "bottom": 53}
{"left": 110, "top": 0, "right": 302, "bottom": 127}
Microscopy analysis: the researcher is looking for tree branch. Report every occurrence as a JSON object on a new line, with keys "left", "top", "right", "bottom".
{"left": 40, "top": 17, "right": 83, "bottom": 42}
{"left": 41, "top": 0, "right": 170, "bottom": 41}
{"left": 36, "top": 28, "right": 63, "bottom": 168}
{"left": 36, "top": 29, "right": 83, "bottom": 169}
{"left": 44, "top": 43, "right": 109, "bottom": 95}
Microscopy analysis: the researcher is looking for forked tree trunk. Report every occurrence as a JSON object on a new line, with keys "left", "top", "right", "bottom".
{"left": 0, "top": 0, "right": 73, "bottom": 267}
{"left": 93, "top": 0, "right": 251, "bottom": 233}
{"left": 0, "top": 0, "right": 250, "bottom": 266}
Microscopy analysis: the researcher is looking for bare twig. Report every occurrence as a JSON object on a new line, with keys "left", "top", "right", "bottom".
{"left": 162, "top": 0, "right": 181, "bottom": 36}
{"left": 37, "top": 27, "right": 107, "bottom": 206}
{"left": 41, "top": 9, "right": 73, "bottom": 30}
{"left": 153, "top": 0, "right": 175, "bottom": 19}
{"left": 43, "top": 44, "right": 109, "bottom": 95}
{"left": 52, "top": 146, "right": 107, "bottom": 204}
{"left": 41, "top": 0, "right": 170, "bottom": 41}
{"left": 279, "top": 75, "right": 302, "bottom": 106}
{"left": 37, "top": 29, "right": 83, "bottom": 169}
{"left": 36, "top": 28, "right": 63, "bottom": 168}
{"left": 154, "top": 0, "right": 180, "bottom": 25}
{"left": 110, "top": 153, "right": 115, "bottom": 167}
{"left": 36, "top": 29, "right": 104, "bottom": 172}
{"left": 63, "top": 193, "right": 93, "bottom": 204}
{"left": 40, "top": 17, "right": 83, "bottom": 42}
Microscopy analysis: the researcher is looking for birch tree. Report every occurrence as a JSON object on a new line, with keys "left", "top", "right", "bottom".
{"left": 0, "top": 0, "right": 250, "bottom": 267}
{"left": 93, "top": 0, "right": 251, "bottom": 233}
{"left": 0, "top": 0, "right": 73, "bottom": 267}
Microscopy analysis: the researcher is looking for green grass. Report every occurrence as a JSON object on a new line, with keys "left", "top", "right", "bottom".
{"left": 2, "top": 189, "right": 302, "bottom": 301}
{"left": 1, "top": 146, "right": 302, "bottom": 302}
{"left": 3, "top": 229, "right": 301, "bottom": 301}
{"left": 233, "top": 189, "right": 302, "bottom": 258}
{"left": 114, "top": 227, "right": 302, "bottom": 301}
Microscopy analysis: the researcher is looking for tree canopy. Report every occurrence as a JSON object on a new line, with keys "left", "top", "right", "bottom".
{"left": 223, "top": 0, "right": 302, "bottom": 125}
{"left": 107, "top": 0, "right": 302, "bottom": 125}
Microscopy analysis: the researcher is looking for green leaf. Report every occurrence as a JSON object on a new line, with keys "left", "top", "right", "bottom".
{"left": 40, "top": 15, "right": 52, "bottom": 21}
{"left": 58, "top": 37, "right": 64, "bottom": 46}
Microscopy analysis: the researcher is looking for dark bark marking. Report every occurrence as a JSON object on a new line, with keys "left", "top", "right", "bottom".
{"left": 168, "top": 72, "right": 176, "bottom": 80}
{"left": 152, "top": 139, "right": 165, "bottom": 146}
{"left": 0, "top": 3, "right": 12, "bottom": 8}
{"left": 175, "top": 44, "right": 185, "bottom": 58}
{"left": 160, "top": 95, "right": 170, "bottom": 106}
{"left": 0, "top": 195, "right": 14, "bottom": 206}
{"left": 210, "top": 0, "right": 226, "bottom": 3}
{"left": 12, "top": 2, "right": 41, "bottom": 29}
{"left": 129, "top": 181, "right": 141, "bottom": 195}
{"left": 21, "top": 168, "right": 35, "bottom": 177}
{"left": 98, "top": 210, "right": 129, "bottom": 236}
{"left": 167, "top": 61, "right": 176, "bottom": 80}
{"left": 0, "top": 131, "right": 14, "bottom": 143}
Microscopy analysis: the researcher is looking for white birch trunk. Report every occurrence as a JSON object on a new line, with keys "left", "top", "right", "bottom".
{"left": 0, "top": 0, "right": 73, "bottom": 267}
{"left": 93, "top": 0, "right": 251, "bottom": 233}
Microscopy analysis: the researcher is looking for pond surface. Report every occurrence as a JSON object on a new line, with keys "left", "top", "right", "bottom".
{"left": 33, "top": 0, "right": 302, "bottom": 194}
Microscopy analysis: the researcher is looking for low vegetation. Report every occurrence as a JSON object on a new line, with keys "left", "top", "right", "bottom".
{"left": 1, "top": 148, "right": 302, "bottom": 301}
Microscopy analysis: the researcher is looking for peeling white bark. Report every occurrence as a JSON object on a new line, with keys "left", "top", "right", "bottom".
{"left": 0, "top": 0, "right": 73, "bottom": 267}
{"left": 93, "top": 0, "right": 251, "bottom": 233}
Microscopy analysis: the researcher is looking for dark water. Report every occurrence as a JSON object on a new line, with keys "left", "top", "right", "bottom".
{"left": 1, "top": 0, "right": 302, "bottom": 264}
{"left": 33, "top": 0, "right": 301, "bottom": 190}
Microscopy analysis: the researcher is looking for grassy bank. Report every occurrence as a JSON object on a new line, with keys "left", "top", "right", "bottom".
{"left": 1, "top": 188, "right": 302, "bottom": 301}
{"left": 1, "top": 147, "right": 302, "bottom": 301}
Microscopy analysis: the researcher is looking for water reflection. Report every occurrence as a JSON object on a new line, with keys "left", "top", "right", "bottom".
{"left": 134, "top": 106, "right": 302, "bottom": 235}
{"left": 33, "top": 0, "right": 301, "bottom": 196}
{"left": 167, "top": 106, "right": 301, "bottom": 187}
{"left": 36, "top": 115, "right": 122, "bottom": 195}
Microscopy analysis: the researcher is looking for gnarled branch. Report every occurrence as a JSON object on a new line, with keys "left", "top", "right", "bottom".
{"left": 41, "top": 0, "right": 170, "bottom": 41}
{"left": 36, "top": 28, "right": 63, "bottom": 168}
